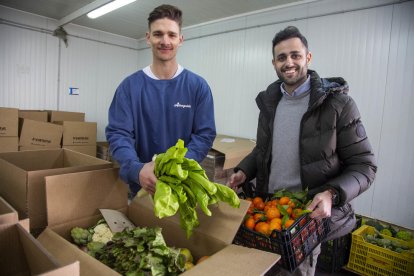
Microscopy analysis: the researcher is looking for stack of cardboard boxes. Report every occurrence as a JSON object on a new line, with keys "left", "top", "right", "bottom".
{"left": 0, "top": 107, "right": 19, "bottom": 153}
{"left": 0, "top": 108, "right": 98, "bottom": 157}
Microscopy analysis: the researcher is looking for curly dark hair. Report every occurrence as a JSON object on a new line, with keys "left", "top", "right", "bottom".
{"left": 272, "top": 26, "right": 308, "bottom": 57}
{"left": 148, "top": 4, "right": 182, "bottom": 29}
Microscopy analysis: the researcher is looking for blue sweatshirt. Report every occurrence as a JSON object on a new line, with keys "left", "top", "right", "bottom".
{"left": 105, "top": 69, "right": 216, "bottom": 195}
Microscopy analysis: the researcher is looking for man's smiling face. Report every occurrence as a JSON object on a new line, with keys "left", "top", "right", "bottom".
{"left": 272, "top": 37, "right": 312, "bottom": 93}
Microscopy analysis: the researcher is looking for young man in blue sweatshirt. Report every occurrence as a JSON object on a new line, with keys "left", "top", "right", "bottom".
{"left": 106, "top": 5, "right": 216, "bottom": 196}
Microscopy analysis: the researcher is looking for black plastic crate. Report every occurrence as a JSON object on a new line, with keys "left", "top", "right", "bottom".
{"left": 316, "top": 214, "right": 362, "bottom": 272}
{"left": 233, "top": 209, "right": 329, "bottom": 272}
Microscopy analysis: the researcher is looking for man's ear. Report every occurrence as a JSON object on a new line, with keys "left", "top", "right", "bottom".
{"left": 145, "top": 32, "right": 150, "bottom": 45}
{"left": 272, "top": 58, "right": 276, "bottom": 67}
{"left": 306, "top": 51, "right": 312, "bottom": 65}
{"left": 179, "top": 34, "right": 184, "bottom": 46}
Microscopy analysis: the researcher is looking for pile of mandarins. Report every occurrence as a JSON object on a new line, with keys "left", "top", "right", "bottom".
{"left": 243, "top": 195, "right": 310, "bottom": 236}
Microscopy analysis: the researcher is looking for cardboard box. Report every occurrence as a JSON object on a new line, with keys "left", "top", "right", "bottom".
{"left": 0, "top": 196, "right": 18, "bottom": 224}
{"left": 96, "top": 141, "right": 114, "bottom": 161}
{"left": 0, "top": 136, "right": 18, "bottom": 153}
{"left": 18, "top": 110, "right": 48, "bottom": 122}
{"left": 201, "top": 134, "right": 256, "bottom": 183}
{"left": 0, "top": 107, "right": 18, "bottom": 137}
{"left": 63, "top": 145, "right": 97, "bottom": 157}
{"left": 57, "top": 121, "right": 97, "bottom": 146}
{"left": 47, "top": 111, "right": 85, "bottom": 123}
{"left": 0, "top": 148, "right": 112, "bottom": 232}
{"left": 37, "top": 168, "right": 280, "bottom": 275}
{"left": 19, "top": 119, "right": 63, "bottom": 148}
{"left": 0, "top": 220, "right": 79, "bottom": 275}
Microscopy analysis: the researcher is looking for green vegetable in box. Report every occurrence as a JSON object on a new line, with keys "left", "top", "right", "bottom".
{"left": 151, "top": 139, "right": 240, "bottom": 238}
{"left": 70, "top": 219, "right": 195, "bottom": 274}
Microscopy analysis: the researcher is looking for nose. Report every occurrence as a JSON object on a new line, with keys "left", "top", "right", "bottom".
{"left": 285, "top": 56, "right": 294, "bottom": 66}
{"left": 160, "top": 34, "right": 170, "bottom": 44}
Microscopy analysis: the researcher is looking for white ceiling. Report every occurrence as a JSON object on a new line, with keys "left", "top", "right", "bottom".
{"left": 0, "top": 0, "right": 302, "bottom": 40}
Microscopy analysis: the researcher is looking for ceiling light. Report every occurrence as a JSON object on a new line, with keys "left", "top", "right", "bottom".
{"left": 87, "top": 0, "right": 136, "bottom": 19}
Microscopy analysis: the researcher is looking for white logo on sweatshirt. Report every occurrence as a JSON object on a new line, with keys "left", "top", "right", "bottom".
{"left": 174, "top": 102, "right": 191, "bottom": 109}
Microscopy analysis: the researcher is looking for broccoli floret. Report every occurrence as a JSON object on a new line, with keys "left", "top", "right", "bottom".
{"left": 396, "top": 231, "right": 413, "bottom": 241}
{"left": 71, "top": 227, "right": 92, "bottom": 245}
{"left": 91, "top": 223, "right": 113, "bottom": 244}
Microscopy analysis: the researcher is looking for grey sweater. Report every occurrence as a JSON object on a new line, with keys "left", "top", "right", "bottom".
{"left": 268, "top": 91, "right": 310, "bottom": 193}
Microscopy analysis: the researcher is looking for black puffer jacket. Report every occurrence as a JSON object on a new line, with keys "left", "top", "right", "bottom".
{"left": 237, "top": 70, "right": 377, "bottom": 207}
{"left": 237, "top": 70, "right": 377, "bottom": 239}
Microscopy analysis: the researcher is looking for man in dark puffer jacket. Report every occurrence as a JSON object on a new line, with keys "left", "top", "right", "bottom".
{"left": 229, "top": 26, "right": 377, "bottom": 276}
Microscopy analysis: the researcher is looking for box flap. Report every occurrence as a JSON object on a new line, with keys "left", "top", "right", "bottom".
{"left": 182, "top": 244, "right": 280, "bottom": 276}
{"left": 212, "top": 135, "right": 255, "bottom": 169}
{"left": 19, "top": 119, "right": 63, "bottom": 147}
{"left": 38, "top": 228, "right": 117, "bottom": 275}
{"left": 45, "top": 168, "right": 128, "bottom": 229}
{"left": 0, "top": 222, "right": 30, "bottom": 275}
{"left": 0, "top": 222, "right": 77, "bottom": 275}
{"left": 40, "top": 261, "right": 80, "bottom": 276}
{"left": 0, "top": 158, "right": 28, "bottom": 219}
{"left": 18, "top": 223, "right": 61, "bottom": 274}
{"left": 0, "top": 196, "right": 19, "bottom": 224}
{"left": 129, "top": 195, "right": 250, "bottom": 246}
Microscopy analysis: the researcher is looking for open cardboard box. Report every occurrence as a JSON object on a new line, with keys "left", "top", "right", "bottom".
{"left": 201, "top": 134, "right": 256, "bottom": 183}
{"left": 0, "top": 148, "right": 112, "bottom": 233}
{"left": 0, "top": 219, "right": 79, "bottom": 275}
{"left": 0, "top": 196, "right": 18, "bottom": 224}
{"left": 37, "top": 168, "right": 280, "bottom": 275}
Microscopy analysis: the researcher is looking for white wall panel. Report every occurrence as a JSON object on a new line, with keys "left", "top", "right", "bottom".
{"left": 0, "top": 22, "right": 58, "bottom": 109}
{"left": 58, "top": 31, "right": 137, "bottom": 141}
{"left": 307, "top": 6, "right": 393, "bottom": 219}
{"left": 370, "top": 0, "right": 414, "bottom": 229}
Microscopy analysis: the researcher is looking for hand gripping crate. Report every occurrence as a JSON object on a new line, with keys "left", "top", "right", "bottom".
{"left": 233, "top": 210, "right": 329, "bottom": 272}
{"left": 347, "top": 225, "right": 414, "bottom": 276}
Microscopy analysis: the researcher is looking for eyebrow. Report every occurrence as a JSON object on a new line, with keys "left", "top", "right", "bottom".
{"left": 276, "top": 50, "right": 301, "bottom": 57}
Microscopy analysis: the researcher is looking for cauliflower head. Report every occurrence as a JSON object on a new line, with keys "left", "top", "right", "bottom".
{"left": 91, "top": 223, "right": 113, "bottom": 244}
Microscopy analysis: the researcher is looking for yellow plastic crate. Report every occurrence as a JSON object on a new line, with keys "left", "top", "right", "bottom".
{"left": 347, "top": 225, "right": 414, "bottom": 276}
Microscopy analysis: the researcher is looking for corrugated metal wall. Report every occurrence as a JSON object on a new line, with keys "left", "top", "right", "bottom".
{"left": 1, "top": 0, "right": 413, "bottom": 228}
{"left": 137, "top": 0, "right": 414, "bottom": 228}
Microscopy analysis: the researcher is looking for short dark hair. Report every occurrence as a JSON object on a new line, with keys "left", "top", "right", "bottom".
{"left": 272, "top": 26, "right": 308, "bottom": 57}
{"left": 148, "top": 4, "right": 182, "bottom": 29}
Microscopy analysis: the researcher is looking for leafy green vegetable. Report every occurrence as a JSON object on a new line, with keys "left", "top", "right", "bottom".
{"left": 154, "top": 180, "right": 179, "bottom": 219}
{"left": 152, "top": 139, "right": 240, "bottom": 238}
{"left": 95, "top": 226, "right": 184, "bottom": 275}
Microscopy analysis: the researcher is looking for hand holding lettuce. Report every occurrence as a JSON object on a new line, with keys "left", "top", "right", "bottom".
{"left": 152, "top": 139, "right": 240, "bottom": 238}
